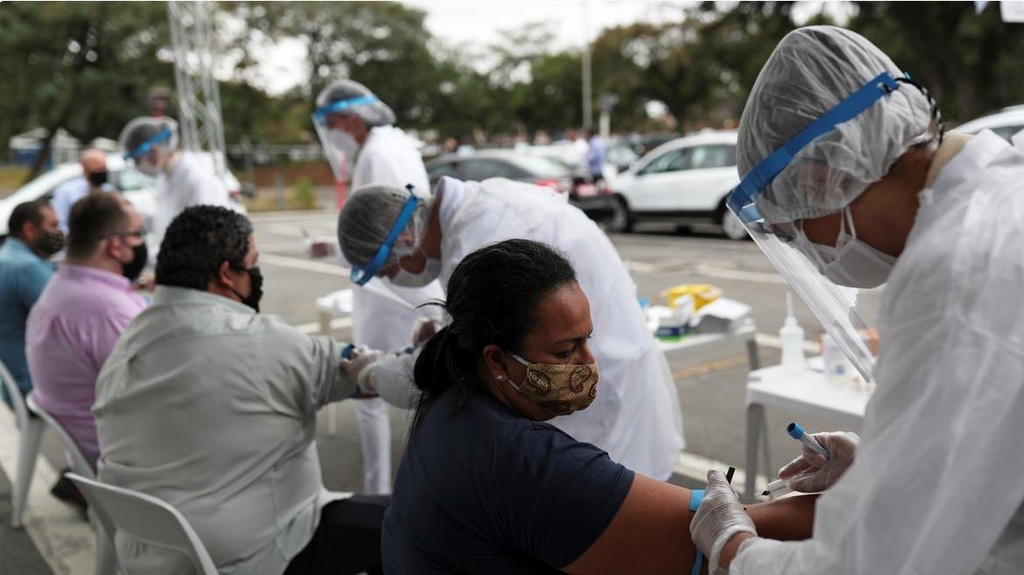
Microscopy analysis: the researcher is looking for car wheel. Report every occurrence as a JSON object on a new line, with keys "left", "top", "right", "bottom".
{"left": 606, "top": 197, "right": 632, "bottom": 233}
{"left": 721, "top": 210, "right": 749, "bottom": 241}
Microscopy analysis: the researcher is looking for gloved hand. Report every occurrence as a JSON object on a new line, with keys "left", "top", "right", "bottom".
{"left": 690, "top": 469, "right": 757, "bottom": 573}
{"left": 342, "top": 345, "right": 384, "bottom": 395}
{"left": 409, "top": 317, "right": 443, "bottom": 347}
{"left": 778, "top": 431, "right": 859, "bottom": 493}
{"left": 303, "top": 235, "right": 336, "bottom": 260}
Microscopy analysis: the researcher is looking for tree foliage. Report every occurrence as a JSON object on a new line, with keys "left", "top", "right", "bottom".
{"left": 1, "top": 0, "right": 1022, "bottom": 177}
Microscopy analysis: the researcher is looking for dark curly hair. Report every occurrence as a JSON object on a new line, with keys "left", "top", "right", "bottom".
{"left": 156, "top": 205, "right": 253, "bottom": 290}
{"left": 411, "top": 238, "right": 577, "bottom": 431}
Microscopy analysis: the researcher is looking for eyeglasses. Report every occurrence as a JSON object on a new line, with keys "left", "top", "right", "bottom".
{"left": 103, "top": 229, "right": 148, "bottom": 240}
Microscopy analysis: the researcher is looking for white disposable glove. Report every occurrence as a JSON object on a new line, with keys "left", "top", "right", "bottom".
{"left": 778, "top": 431, "right": 859, "bottom": 493}
{"left": 342, "top": 345, "right": 384, "bottom": 395}
{"left": 690, "top": 469, "right": 757, "bottom": 574}
{"left": 409, "top": 317, "right": 443, "bottom": 347}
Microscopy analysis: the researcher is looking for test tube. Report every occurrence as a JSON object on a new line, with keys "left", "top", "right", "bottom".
{"left": 787, "top": 422, "right": 831, "bottom": 460}
{"left": 762, "top": 423, "right": 832, "bottom": 499}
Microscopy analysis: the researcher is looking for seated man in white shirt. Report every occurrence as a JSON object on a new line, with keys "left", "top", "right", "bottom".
{"left": 93, "top": 205, "right": 386, "bottom": 575}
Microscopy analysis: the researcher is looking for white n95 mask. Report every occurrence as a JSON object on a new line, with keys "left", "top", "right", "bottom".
{"left": 795, "top": 208, "right": 896, "bottom": 289}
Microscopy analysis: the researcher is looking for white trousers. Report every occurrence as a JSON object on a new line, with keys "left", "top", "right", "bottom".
{"left": 354, "top": 397, "right": 391, "bottom": 494}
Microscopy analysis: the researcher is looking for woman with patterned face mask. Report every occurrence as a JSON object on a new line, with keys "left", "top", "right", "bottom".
{"left": 381, "top": 238, "right": 819, "bottom": 574}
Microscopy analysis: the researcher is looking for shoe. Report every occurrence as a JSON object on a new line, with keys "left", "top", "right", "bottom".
{"left": 50, "top": 469, "right": 89, "bottom": 510}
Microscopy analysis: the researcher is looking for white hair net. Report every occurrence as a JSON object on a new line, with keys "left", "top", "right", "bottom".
{"left": 337, "top": 185, "right": 432, "bottom": 269}
{"left": 737, "top": 26, "right": 936, "bottom": 225}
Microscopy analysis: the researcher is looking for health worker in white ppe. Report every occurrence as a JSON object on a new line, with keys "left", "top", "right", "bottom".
{"left": 690, "top": 26, "right": 1024, "bottom": 575}
{"left": 118, "top": 116, "right": 231, "bottom": 264}
{"left": 311, "top": 79, "right": 444, "bottom": 495}
{"left": 337, "top": 176, "right": 684, "bottom": 480}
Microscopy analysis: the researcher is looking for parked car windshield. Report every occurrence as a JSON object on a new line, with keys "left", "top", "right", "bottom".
{"left": 512, "top": 155, "right": 574, "bottom": 177}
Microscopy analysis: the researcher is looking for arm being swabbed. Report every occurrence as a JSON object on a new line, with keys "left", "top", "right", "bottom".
{"left": 342, "top": 345, "right": 423, "bottom": 409}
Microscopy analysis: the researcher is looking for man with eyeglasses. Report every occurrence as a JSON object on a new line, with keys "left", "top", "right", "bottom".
{"left": 26, "top": 192, "right": 148, "bottom": 504}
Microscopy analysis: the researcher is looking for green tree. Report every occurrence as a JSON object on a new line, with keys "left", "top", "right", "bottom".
{"left": 847, "top": 1, "right": 1024, "bottom": 123}
{"left": 0, "top": 2, "right": 172, "bottom": 179}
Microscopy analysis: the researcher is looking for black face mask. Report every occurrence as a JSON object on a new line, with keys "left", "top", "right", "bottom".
{"left": 36, "top": 230, "right": 65, "bottom": 256}
{"left": 230, "top": 266, "right": 263, "bottom": 312}
{"left": 121, "top": 242, "right": 147, "bottom": 282}
{"left": 88, "top": 170, "right": 108, "bottom": 187}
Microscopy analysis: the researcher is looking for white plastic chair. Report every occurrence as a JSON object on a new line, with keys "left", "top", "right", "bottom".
{"left": 0, "top": 358, "right": 43, "bottom": 529}
{"left": 66, "top": 473, "right": 219, "bottom": 575}
{"left": 26, "top": 394, "right": 117, "bottom": 575}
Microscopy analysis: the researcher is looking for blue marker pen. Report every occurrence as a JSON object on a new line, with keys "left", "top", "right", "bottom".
{"left": 762, "top": 422, "right": 831, "bottom": 499}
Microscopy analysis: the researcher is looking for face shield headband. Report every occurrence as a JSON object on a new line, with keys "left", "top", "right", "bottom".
{"left": 728, "top": 71, "right": 943, "bottom": 237}
{"left": 312, "top": 94, "right": 380, "bottom": 125}
{"left": 123, "top": 128, "right": 174, "bottom": 160}
{"left": 350, "top": 184, "right": 422, "bottom": 286}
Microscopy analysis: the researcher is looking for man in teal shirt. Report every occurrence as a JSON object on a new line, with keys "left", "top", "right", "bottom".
{"left": 0, "top": 200, "right": 62, "bottom": 405}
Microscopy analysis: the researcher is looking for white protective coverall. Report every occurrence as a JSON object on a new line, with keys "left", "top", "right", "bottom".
{"left": 151, "top": 151, "right": 231, "bottom": 262}
{"left": 732, "top": 130, "right": 1024, "bottom": 574}
{"left": 348, "top": 125, "right": 444, "bottom": 494}
{"left": 376, "top": 176, "right": 684, "bottom": 480}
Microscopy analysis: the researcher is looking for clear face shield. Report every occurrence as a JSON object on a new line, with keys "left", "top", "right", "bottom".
{"left": 123, "top": 127, "right": 178, "bottom": 176}
{"left": 312, "top": 94, "right": 380, "bottom": 182}
{"left": 728, "top": 72, "right": 913, "bottom": 382}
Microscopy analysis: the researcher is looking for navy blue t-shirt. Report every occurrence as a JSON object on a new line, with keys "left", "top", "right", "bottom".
{"left": 382, "top": 387, "right": 635, "bottom": 574}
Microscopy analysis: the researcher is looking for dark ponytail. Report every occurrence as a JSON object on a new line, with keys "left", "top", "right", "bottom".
{"left": 410, "top": 239, "right": 577, "bottom": 432}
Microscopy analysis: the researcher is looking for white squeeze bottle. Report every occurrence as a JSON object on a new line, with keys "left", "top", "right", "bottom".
{"left": 780, "top": 292, "right": 805, "bottom": 373}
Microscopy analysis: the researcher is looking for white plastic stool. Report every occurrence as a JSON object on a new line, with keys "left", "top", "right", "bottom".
{"left": 0, "top": 359, "right": 43, "bottom": 529}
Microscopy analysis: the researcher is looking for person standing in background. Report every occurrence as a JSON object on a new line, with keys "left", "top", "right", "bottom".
{"left": 586, "top": 129, "right": 608, "bottom": 187}
{"left": 117, "top": 116, "right": 230, "bottom": 263}
{"left": 310, "top": 79, "right": 444, "bottom": 495}
{"left": 51, "top": 148, "right": 115, "bottom": 232}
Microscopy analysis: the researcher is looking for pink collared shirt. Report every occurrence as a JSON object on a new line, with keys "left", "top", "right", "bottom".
{"left": 26, "top": 263, "right": 146, "bottom": 471}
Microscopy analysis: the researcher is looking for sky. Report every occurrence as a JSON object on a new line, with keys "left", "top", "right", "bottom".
{"left": 252, "top": 1, "right": 850, "bottom": 96}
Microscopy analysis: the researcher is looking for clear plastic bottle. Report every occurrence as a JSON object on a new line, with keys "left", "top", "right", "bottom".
{"left": 780, "top": 292, "right": 806, "bottom": 373}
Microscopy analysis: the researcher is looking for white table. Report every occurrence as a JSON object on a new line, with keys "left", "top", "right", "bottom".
{"left": 658, "top": 319, "right": 760, "bottom": 371}
{"left": 744, "top": 359, "right": 872, "bottom": 498}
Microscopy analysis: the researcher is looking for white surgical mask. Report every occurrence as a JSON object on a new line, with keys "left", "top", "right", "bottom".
{"left": 795, "top": 208, "right": 896, "bottom": 289}
{"left": 389, "top": 249, "right": 441, "bottom": 287}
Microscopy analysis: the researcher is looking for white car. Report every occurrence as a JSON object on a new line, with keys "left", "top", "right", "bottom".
{"left": 606, "top": 130, "right": 748, "bottom": 240}
{"left": 0, "top": 153, "right": 247, "bottom": 239}
{"left": 952, "top": 105, "right": 1024, "bottom": 141}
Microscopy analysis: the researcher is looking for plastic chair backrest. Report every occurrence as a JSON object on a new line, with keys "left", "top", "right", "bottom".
{"left": 25, "top": 394, "right": 95, "bottom": 480}
{"left": 65, "top": 473, "right": 219, "bottom": 575}
{"left": 0, "top": 358, "right": 29, "bottom": 429}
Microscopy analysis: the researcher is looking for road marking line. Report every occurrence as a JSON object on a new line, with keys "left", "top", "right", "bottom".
{"left": 755, "top": 333, "right": 820, "bottom": 354}
{"left": 694, "top": 265, "right": 787, "bottom": 284}
{"left": 296, "top": 317, "right": 354, "bottom": 334}
{"left": 673, "top": 354, "right": 750, "bottom": 379}
{"left": 0, "top": 404, "right": 95, "bottom": 575}
{"left": 258, "top": 253, "right": 349, "bottom": 277}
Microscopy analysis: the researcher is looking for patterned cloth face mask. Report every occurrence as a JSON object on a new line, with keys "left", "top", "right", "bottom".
{"left": 507, "top": 352, "right": 600, "bottom": 416}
